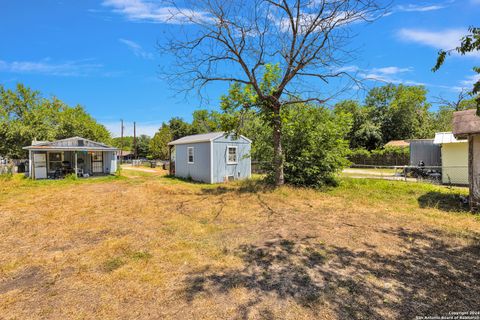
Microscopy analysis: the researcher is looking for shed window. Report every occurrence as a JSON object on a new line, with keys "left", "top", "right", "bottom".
{"left": 227, "top": 146, "right": 237, "bottom": 164}
{"left": 48, "top": 152, "right": 63, "bottom": 171}
{"left": 188, "top": 147, "right": 194, "bottom": 164}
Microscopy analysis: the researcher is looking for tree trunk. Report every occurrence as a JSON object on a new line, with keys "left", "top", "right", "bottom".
{"left": 272, "top": 104, "right": 284, "bottom": 186}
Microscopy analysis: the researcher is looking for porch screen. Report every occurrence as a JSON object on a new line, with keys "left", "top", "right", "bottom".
{"left": 92, "top": 152, "right": 103, "bottom": 173}
{"left": 48, "top": 152, "right": 62, "bottom": 171}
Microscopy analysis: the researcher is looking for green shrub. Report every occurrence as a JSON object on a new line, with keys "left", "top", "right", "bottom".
{"left": 277, "top": 105, "right": 351, "bottom": 188}
{"left": 64, "top": 173, "right": 78, "bottom": 181}
{"left": 349, "top": 147, "right": 409, "bottom": 166}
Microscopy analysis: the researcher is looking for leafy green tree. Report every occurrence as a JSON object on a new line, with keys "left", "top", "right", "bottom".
{"left": 191, "top": 109, "right": 222, "bottom": 134}
{"left": 220, "top": 73, "right": 352, "bottom": 187}
{"left": 136, "top": 135, "right": 151, "bottom": 158}
{"left": 149, "top": 123, "right": 172, "bottom": 160}
{"left": 365, "top": 84, "right": 434, "bottom": 143}
{"left": 433, "top": 26, "right": 480, "bottom": 110}
{"left": 334, "top": 100, "right": 382, "bottom": 150}
{"left": 162, "top": 0, "right": 385, "bottom": 186}
{"left": 0, "top": 83, "right": 111, "bottom": 158}
{"left": 168, "top": 117, "right": 192, "bottom": 140}
{"left": 0, "top": 84, "right": 58, "bottom": 158}
{"left": 56, "top": 104, "right": 111, "bottom": 144}
{"left": 111, "top": 137, "right": 134, "bottom": 151}
{"left": 281, "top": 104, "right": 351, "bottom": 187}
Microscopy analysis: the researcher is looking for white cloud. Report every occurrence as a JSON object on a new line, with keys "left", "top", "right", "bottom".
{"left": 102, "top": 0, "right": 211, "bottom": 24}
{"left": 395, "top": 4, "right": 446, "bottom": 12}
{"left": 397, "top": 28, "right": 464, "bottom": 50}
{"left": 460, "top": 74, "right": 480, "bottom": 87}
{"left": 119, "top": 38, "right": 154, "bottom": 59}
{"left": 0, "top": 58, "right": 103, "bottom": 76}
{"left": 357, "top": 65, "right": 414, "bottom": 83}
{"left": 397, "top": 28, "right": 480, "bottom": 58}
{"left": 370, "top": 66, "right": 412, "bottom": 75}
{"left": 102, "top": 120, "right": 162, "bottom": 137}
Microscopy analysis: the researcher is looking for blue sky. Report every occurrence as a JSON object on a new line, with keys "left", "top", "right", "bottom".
{"left": 0, "top": 0, "right": 479, "bottom": 137}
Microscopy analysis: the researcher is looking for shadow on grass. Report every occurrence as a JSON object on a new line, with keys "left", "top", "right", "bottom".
{"left": 417, "top": 191, "right": 469, "bottom": 212}
{"left": 200, "top": 178, "right": 273, "bottom": 195}
{"left": 183, "top": 229, "right": 480, "bottom": 319}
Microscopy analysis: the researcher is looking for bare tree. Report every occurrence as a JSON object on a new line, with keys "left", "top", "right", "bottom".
{"left": 160, "top": 0, "right": 388, "bottom": 186}
{"left": 434, "top": 89, "right": 474, "bottom": 111}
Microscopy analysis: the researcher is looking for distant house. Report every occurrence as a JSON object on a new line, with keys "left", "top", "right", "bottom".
{"left": 452, "top": 109, "right": 480, "bottom": 210}
{"left": 433, "top": 132, "right": 468, "bottom": 185}
{"left": 23, "top": 137, "right": 118, "bottom": 179}
{"left": 118, "top": 150, "right": 134, "bottom": 161}
{"left": 168, "top": 132, "right": 251, "bottom": 183}
{"left": 384, "top": 140, "right": 410, "bottom": 148}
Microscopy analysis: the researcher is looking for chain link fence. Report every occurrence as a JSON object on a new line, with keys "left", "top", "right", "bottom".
{"left": 344, "top": 165, "right": 469, "bottom": 186}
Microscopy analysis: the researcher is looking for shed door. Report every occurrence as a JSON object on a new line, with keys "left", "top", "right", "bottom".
{"left": 91, "top": 151, "right": 103, "bottom": 173}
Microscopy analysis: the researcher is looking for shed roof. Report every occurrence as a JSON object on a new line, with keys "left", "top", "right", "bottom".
{"left": 23, "top": 136, "right": 118, "bottom": 151}
{"left": 452, "top": 109, "right": 480, "bottom": 137}
{"left": 433, "top": 132, "right": 467, "bottom": 144}
{"left": 168, "top": 132, "right": 251, "bottom": 146}
{"left": 384, "top": 140, "right": 410, "bottom": 148}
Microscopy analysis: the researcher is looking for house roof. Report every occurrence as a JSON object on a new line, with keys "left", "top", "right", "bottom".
{"left": 23, "top": 136, "right": 119, "bottom": 151}
{"left": 384, "top": 140, "right": 410, "bottom": 148}
{"left": 452, "top": 109, "right": 480, "bottom": 138}
{"left": 168, "top": 132, "right": 252, "bottom": 146}
{"left": 433, "top": 132, "right": 467, "bottom": 144}
{"left": 120, "top": 150, "right": 134, "bottom": 156}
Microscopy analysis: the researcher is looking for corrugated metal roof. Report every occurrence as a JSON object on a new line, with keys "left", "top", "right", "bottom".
{"left": 23, "top": 136, "right": 118, "bottom": 151}
{"left": 168, "top": 132, "right": 225, "bottom": 145}
{"left": 434, "top": 132, "right": 467, "bottom": 144}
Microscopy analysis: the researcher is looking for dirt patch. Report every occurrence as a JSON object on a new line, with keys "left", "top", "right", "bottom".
{"left": 0, "top": 266, "right": 48, "bottom": 294}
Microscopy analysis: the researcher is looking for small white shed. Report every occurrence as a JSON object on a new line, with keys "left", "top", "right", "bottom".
{"left": 433, "top": 132, "right": 468, "bottom": 185}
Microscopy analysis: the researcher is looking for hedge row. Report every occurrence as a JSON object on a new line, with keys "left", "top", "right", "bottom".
{"left": 348, "top": 147, "right": 410, "bottom": 166}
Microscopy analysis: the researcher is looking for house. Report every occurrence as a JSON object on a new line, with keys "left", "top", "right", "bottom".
{"left": 409, "top": 139, "right": 441, "bottom": 166}
{"left": 168, "top": 132, "right": 251, "bottom": 183}
{"left": 118, "top": 150, "right": 135, "bottom": 162}
{"left": 23, "top": 137, "right": 119, "bottom": 179}
{"left": 452, "top": 109, "right": 480, "bottom": 210}
{"left": 433, "top": 132, "right": 468, "bottom": 185}
{"left": 384, "top": 140, "right": 410, "bottom": 148}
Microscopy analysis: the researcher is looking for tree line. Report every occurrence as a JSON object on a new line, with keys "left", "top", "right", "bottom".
{"left": 334, "top": 84, "right": 477, "bottom": 151}
{"left": 2, "top": 82, "right": 477, "bottom": 188}
{"left": 0, "top": 84, "right": 111, "bottom": 159}
{"left": 146, "top": 80, "right": 477, "bottom": 187}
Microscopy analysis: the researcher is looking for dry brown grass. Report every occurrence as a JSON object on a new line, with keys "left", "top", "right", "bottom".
{"left": 0, "top": 170, "right": 479, "bottom": 319}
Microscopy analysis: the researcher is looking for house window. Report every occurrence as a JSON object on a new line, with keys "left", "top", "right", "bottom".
{"left": 92, "top": 151, "right": 103, "bottom": 162}
{"left": 227, "top": 146, "right": 237, "bottom": 164}
{"left": 48, "top": 152, "right": 63, "bottom": 171}
{"left": 187, "top": 147, "right": 194, "bottom": 164}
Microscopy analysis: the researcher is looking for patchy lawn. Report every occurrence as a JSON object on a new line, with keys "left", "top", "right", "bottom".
{"left": 0, "top": 171, "right": 479, "bottom": 319}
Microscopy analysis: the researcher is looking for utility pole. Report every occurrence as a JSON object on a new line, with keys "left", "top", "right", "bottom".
{"left": 133, "top": 121, "right": 137, "bottom": 160}
{"left": 120, "top": 119, "right": 124, "bottom": 164}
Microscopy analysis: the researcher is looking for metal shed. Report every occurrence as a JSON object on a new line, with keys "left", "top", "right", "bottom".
{"left": 168, "top": 132, "right": 251, "bottom": 183}
{"left": 23, "top": 137, "right": 118, "bottom": 179}
{"left": 409, "top": 139, "right": 441, "bottom": 166}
